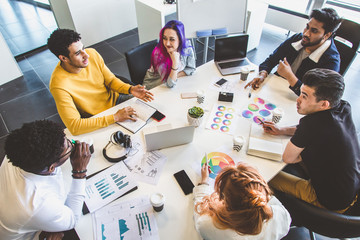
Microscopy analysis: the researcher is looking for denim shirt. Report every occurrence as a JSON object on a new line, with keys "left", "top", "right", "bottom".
{"left": 143, "top": 46, "right": 196, "bottom": 89}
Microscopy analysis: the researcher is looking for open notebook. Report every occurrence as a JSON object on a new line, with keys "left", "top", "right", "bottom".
{"left": 247, "top": 123, "right": 283, "bottom": 161}
{"left": 116, "top": 99, "right": 157, "bottom": 133}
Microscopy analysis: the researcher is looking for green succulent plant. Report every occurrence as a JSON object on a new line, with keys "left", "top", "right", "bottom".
{"left": 188, "top": 106, "right": 204, "bottom": 118}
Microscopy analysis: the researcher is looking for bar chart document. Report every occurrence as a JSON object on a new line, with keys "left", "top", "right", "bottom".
{"left": 92, "top": 196, "right": 159, "bottom": 240}
{"left": 84, "top": 161, "right": 138, "bottom": 213}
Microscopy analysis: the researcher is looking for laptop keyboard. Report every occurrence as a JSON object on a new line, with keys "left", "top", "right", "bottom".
{"left": 219, "top": 59, "right": 249, "bottom": 69}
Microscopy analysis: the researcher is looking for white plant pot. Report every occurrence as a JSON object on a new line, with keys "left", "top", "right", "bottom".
{"left": 187, "top": 113, "right": 203, "bottom": 127}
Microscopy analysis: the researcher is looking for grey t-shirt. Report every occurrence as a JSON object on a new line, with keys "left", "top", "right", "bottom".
{"left": 291, "top": 49, "right": 310, "bottom": 75}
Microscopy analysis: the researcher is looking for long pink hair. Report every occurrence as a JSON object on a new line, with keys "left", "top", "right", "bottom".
{"left": 195, "top": 163, "right": 273, "bottom": 235}
{"left": 151, "top": 20, "right": 190, "bottom": 82}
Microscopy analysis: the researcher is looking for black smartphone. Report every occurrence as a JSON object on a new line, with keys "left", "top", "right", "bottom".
{"left": 214, "top": 78, "right": 227, "bottom": 87}
{"left": 173, "top": 170, "right": 195, "bottom": 195}
{"left": 151, "top": 110, "right": 166, "bottom": 122}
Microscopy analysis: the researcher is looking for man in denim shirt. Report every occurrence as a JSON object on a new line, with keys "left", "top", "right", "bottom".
{"left": 245, "top": 8, "right": 341, "bottom": 96}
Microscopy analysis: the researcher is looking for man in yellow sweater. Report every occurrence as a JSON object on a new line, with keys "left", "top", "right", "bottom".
{"left": 48, "top": 29, "right": 154, "bottom": 135}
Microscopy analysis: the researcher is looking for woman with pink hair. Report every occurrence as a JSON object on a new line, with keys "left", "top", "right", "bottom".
{"left": 193, "top": 162, "right": 291, "bottom": 239}
{"left": 143, "top": 20, "right": 196, "bottom": 89}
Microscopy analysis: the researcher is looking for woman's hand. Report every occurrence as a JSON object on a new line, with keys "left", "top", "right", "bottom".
{"left": 200, "top": 162, "right": 209, "bottom": 185}
{"left": 169, "top": 51, "right": 180, "bottom": 70}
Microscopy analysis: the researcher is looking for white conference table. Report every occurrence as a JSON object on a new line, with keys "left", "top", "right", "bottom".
{"left": 61, "top": 61, "right": 301, "bottom": 240}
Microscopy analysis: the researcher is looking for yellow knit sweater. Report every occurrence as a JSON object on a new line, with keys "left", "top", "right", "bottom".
{"left": 49, "top": 48, "right": 131, "bottom": 135}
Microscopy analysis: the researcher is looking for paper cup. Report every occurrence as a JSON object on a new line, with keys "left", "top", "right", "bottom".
{"left": 196, "top": 90, "right": 205, "bottom": 104}
{"left": 81, "top": 137, "right": 94, "bottom": 154}
{"left": 233, "top": 136, "right": 245, "bottom": 152}
{"left": 272, "top": 108, "right": 284, "bottom": 124}
{"left": 240, "top": 67, "right": 250, "bottom": 81}
{"left": 150, "top": 193, "right": 165, "bottom": 212}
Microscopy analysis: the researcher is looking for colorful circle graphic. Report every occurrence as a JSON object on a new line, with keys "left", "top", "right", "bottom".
{"left": 253, "top": 116, "right": 265, "bottom": 124}
{"left": 213, "top": 117, "right": 221, "bottom": 123}
{"left": 248, "top": 104, "right": 259, "bottom": 112}
{"left": 265, "top": 103, "right": 276, "bottom": 110}
{"left": 242, "top": 110, "right": 253, "bottom": 118}
{"left": 259, "top": 109, "right": 271, "bottom": 117}
{"left": 211, "top": 124, "right": 219, "bottom": 130}
{"left": 254, "top": 97, "right": 265, "bottom": 104}
{"left": 227, "top": 108, "right": 235, "bottom": 113}
{"left": 222, "top": 120, "right": 231, "bottom": 126}
{"left": 220, "top": 126, "right": 230, "bottom": 132}
{"left": 216, "top": 111, "right": 224, "bottom": 117}
{"left": 218, "top": 106, "right": 226, "bottom": 111}
{"left": 225, "top": 113, "right": 233, "bottom": 119}
{"left": 201, "top": 152, "right": 235, "bottom": 179}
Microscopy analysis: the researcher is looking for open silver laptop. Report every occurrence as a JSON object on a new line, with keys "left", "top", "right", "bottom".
{"left": 215, "top": 34, "right": 250, "bottom": 75}
{"left": 143, "top": 123, "right": 195, "bottom": 151}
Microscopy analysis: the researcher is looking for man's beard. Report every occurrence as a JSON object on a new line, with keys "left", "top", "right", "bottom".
{"left": 301, "top": 35, "right": 324, "bottom": 47}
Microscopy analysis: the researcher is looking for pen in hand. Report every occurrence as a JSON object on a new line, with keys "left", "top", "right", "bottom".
{"left": 258, "top": 118, "right": 272, "bottom": 130}
{"left": 248, "top": 88, "right": 252, "bottom": 98}
{"left": 205, "top": 152, "right": 212, "bottom": 174}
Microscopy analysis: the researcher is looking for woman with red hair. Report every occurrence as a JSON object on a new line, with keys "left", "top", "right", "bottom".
{"left": 143, "top": 20, "right": 196, "bottom": 90}
{"left": 194, "top": 162, "right": 291, "bottom": 239}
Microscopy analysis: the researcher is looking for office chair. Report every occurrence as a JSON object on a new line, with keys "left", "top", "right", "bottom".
{"left": 114, "top": 74, "right": 134, "bottom": 86}
{"left": 125, "top": 39, "right": 158, "bottom": 85}
{"left": 277, "top": 190, "right": 360, "bottom": 240}
{"left": 274, "top": 164, "right": 360, "bottom": 240}
{"left": 333, "top": 19, "right": 360, "bottom": 76}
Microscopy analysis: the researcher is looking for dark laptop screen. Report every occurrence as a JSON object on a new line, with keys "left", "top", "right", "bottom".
{"left": 214, "top": 34, "right": 249, "bottom": 61}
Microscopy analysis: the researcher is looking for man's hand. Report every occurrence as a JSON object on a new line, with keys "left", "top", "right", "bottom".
{"left": 114, "top": 106, "right": 137, "bottom": 122}
{"left": 70, "top": 140, "right": 91, "bottom": 173}
{"left": 130, "top": 85, "right": 154, "bottom": 102}
{"left": 262, "top": 121, "right": 283, "bottom": 135}
{"left": 277, "top": 57, "right": 298, "bottom": 86}
{"left": 262, "top": 121, "right": 296, "bottom": 136}
{"left": 244, "top": 71, "right": 267, "bottom": 90}
{"left": 39, "top": 231, "right": 64, "bottom": 240}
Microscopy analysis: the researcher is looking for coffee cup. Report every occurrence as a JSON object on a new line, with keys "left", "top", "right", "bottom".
{"left": 240, "top": 67, "right": 250, "bottom": 81}
{"left": 150, "top": 192, "right": 165, "bottom": 212}
{"left": 81, "top": 137, "right": 94, "bottom": 154}
{"left": 196, "top": 90, "right": 205, "bottom": 104}
{"left": 272, "top": 108, "right": 284, "bottom": 124}
{"left": 233, "top": 136, "right": 245, "bottom": 152}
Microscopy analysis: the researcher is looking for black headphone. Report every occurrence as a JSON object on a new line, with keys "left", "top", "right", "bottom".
{"left": 102, "top": 131, "right": 132, "bottom": 162}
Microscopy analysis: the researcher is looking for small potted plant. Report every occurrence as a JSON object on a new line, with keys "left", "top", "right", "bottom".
{"left": 187, "top": 106, "right": 204, "bottom": 127}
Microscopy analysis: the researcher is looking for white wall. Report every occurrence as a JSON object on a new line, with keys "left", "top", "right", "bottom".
{"left": 0, "top": 32, "right": 22, "bottom": 85}
{"left": 265, "top": 8, "right": 308, "bottom": 33}
{"left": 50, "top": 0, "right": 138, "bottom": 47}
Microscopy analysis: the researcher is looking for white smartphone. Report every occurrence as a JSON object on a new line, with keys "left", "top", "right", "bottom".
{"left": 181, "top": 92, "right": 197, "bottom": 99}
{"left": 214, "top": 78, "right": 227, "bottom": 87}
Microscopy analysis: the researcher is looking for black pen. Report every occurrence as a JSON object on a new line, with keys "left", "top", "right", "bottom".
{"left": 258, "top": 118, "right": 272, "bottom": 130}
{"left": 248, "top": 88, "right": 252, "bottom": 98}
{"left": 258, "top": 118, "right": 265, "bottom": 125}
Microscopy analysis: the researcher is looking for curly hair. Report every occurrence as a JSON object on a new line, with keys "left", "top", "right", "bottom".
{"left": 47, "top": 29, "right": 81, "bottom": 58}
{"left": 195, "top": 163, "right": 273, "bottom": 235}
{"left": 5, "top": 120, "right": 65, "bottom": 173}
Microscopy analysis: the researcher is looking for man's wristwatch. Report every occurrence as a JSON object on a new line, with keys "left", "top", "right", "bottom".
{"left": 128, "top": 86, "right": 132, "bottom": 94}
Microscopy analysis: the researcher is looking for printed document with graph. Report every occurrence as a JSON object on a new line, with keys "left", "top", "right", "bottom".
{"left": 83, "top": 161, "right": 138, "bottom": 213}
